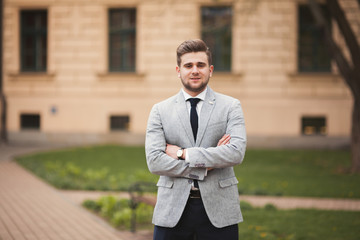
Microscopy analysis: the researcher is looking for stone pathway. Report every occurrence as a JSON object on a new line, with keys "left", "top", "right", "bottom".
{"left": 0, "top": 144, "right": 152, "bottom": 240}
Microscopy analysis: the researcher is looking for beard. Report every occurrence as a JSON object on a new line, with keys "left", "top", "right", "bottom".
{"left": 181, "top": 77, "right": 209, "bottom": 94}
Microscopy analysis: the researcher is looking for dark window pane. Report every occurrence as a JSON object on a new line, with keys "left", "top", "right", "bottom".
{"left": 109, "top": 9, "right": 136, "bottom": 72}
{"left": 201, "top": 6, "right": 232, "bottom": 72}
{"left": 298, "top": 5, "right": 331, "bottom": 72}
{"left": 21, "top": 114, "right": 40, "bottom": 130}
{"left": 110, "top": 115, "right": 130, "bottom": 131}
{"left": 301, "top": 117, "right": 327, "bottom": 135}
{"left": 38, "top": 35, "right": 47, "bottom": 70}
{"left": 22, "top": 12, "right": 36, "bottom": 29}
{"left": 20, "top": 10, "right": 47, "bottom": 72}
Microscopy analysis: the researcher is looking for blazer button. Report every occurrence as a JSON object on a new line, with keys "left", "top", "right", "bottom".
{"left": 188, "top": 179, "right": 193, "bottom": 184}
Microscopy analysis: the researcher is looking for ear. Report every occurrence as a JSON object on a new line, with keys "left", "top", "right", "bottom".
{"left": 209, "top": 65, "right": 214, "bottom": 77}
{"left": 176, "top": 66, "right": 180, "bottom": 77}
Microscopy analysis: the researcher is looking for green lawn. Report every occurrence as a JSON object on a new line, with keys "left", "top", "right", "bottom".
{"left": 16, "top": 145, "right": 359, "bottom": 198}
{"left": 82, "top": 195, "right": 360, "bottom": 240}
{"left": 239, "top": 202, "right": 360, "bottom": 240}
{"left": 235, "top": 149, "right": 358, "bottom": 198}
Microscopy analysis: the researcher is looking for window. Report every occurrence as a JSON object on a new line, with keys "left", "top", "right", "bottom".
{"left": 201, "top": 6, "right": 232, "bottom": 72}
{"left": 20, "top": 114, "right": 40, "bottom": 130}
{"left": 301, "top": 116, "right": 327, "bottom": 135}
{"left": 109, "top": 9, "right": 136, "bottom": 72}
{"left": 20, "top": 10, "right": 47, "bottom": 72}
{"left": 110, "top": 115, "right": 130, "bottom": 131}
{"left": 298, "top": 5, "right": 331, "bottom": 72}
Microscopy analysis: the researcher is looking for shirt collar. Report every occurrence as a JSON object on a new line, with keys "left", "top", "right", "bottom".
{"left": 181, "top": 87, "right": 208, "bottom": 101}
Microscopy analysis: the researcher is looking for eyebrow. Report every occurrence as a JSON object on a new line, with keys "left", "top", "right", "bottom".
{"left": 183, "top": 61, "right": 207, "bottom": 66}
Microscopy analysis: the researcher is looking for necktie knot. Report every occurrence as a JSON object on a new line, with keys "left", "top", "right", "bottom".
{"left": 188, "top": 98, "right": 201, "bottom": 107}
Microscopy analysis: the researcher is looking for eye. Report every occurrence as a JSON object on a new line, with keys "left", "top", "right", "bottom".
{"left": 197, "top": 63, "right": 206, "bottom": 68}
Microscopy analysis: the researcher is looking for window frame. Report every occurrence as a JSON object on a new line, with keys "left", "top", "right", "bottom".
{"left": 201, "top": 6, "right": 233, "bottom": 72}
{"left": 109, "top": 115, "right": 130, "bottom": 131}
{"left": 297, "top": 4, "right": 332, "bottom": 73}
{"left": 301, "top": 116, "right": 327, "bottom": 136}
{"left": 20, "top": 9, "right": 48, "bottom": 72}
{"left": 20, "top": 113, "right": 41, "bottom": 131}
{"left": 108, "top": 8, "right": 136, "bottom": 73}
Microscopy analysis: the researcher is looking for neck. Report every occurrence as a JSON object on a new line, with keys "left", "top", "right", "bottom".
{"left": 184, "top": 87, "right": 207, "bottom": 97}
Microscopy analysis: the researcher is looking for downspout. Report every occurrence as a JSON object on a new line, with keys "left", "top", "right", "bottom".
{"left": 0, "top": 0, "right": 8, "bottom": 143}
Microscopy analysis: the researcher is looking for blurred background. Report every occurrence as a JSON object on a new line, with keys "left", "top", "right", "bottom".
{"left": 1, "top": 1, "right": 360, "bottom": 238}
{"left": 1, "top": 0, "right": 359, "bottom": 149}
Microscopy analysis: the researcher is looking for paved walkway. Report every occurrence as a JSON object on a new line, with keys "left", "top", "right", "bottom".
{"left": 1, "top": 143, "right": 360, "bottom": 240}
{"left": 0, "top": 144, "right": 152, "bottom": 240}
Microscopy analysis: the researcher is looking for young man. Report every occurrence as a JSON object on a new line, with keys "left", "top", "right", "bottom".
{"left": 145, "top": 39, "right": 247, "bottom": 240}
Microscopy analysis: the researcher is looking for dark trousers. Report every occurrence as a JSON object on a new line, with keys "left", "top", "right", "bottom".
{"left": 153, "top": 198, "right": 239, "bottom": 240}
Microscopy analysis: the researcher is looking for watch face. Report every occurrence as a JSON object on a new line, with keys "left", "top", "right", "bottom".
{"left": 177, "top": 149, "right": 183, "bottom": 158}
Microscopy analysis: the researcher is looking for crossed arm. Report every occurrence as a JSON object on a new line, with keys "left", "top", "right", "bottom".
{"left": 165, "top": 134, "right": 231, "bottom": 160}
{"left": 146, "top": 99, "right": 246, "bottom": 179}
{"left": 165, "top": 134, "right": 231, "bottom": 172}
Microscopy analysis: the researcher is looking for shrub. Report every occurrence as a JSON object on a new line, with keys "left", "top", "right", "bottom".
{"left": 240, "top": 201, "right": 253, "bottom": 210}
{"left": 264, "top": 203, "right": 277, "bottom": 211}
{"left": 82, "top": 199, "right": 101, "bottom": 211}
{"left": 83, "top": 196, "right": 154, "bottom": 231}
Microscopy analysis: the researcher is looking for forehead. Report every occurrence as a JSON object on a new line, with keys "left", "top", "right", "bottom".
{"left": 180, "top": 52, "right": 208, "bottom": 65}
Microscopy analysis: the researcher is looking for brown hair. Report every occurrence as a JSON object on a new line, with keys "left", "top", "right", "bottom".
{"left": 176, "top": 39, "right": 212, "bottom": 66}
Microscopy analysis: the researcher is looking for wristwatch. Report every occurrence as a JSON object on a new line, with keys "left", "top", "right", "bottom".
{"left": 176, "top": 148, "right": 184, "bottom": 160}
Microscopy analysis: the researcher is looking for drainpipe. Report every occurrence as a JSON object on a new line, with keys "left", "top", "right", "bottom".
{"left": 0, "top": 0, "right": 8, "bottom": 144}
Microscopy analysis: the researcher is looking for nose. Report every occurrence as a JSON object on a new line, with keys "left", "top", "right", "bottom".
{"left": 191, "top": 66, "right": 199, "bottom": 74}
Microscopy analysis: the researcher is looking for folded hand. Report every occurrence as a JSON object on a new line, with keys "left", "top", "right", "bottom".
{"left": 207, "top": 134, "right": 231, "bottom": 171}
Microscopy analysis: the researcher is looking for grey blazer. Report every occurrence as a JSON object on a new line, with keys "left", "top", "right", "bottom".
{"left": 145, "top": 87, "right": 246, "bottom": 228}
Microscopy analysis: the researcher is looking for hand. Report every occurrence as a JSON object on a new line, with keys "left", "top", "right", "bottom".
{"left": 208, "top": 134, "right": 231, "bottom": 171}
{"left": 166, "top": 144, "right": 180, "bottom": 159}
{"left": 217, "top": 134, "right": 231, "bottom": 146}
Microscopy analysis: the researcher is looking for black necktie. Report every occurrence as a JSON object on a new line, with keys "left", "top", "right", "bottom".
{"left": 189, "top": 98, "right": 201, "bottom": 141}
{"left": 188, "top": 98, "right": 201, "bottom": 189}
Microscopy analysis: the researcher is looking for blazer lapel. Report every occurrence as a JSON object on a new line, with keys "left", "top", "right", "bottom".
{"left": 196, "top": 87, "right": 216, "bottom": 147}
{"left": 175, "top": 91, "right": 196, "bottom": 146}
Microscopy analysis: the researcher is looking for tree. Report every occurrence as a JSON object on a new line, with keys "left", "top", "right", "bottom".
{"left": 308, "top": 0, "right": 360, "bottom": 172}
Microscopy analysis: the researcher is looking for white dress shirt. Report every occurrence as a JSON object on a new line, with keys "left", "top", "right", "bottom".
{"left": 181, "top": 87, "right": 208, "bottom": 177}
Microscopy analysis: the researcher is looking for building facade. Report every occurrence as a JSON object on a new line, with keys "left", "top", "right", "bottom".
{"left": 2, "top": 0, "right": 359, "bottom": 147}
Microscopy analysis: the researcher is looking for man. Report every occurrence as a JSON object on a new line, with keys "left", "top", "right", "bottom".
{"left": 145, "top": 39, "right": 246, "bottom": 240}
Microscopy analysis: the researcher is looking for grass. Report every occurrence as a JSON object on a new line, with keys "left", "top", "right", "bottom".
{"left": 235, "top": 149, "right": 358, "bottom": 198}
{"left": 16, "top": 145, "right": 147, "bottom": 175}
{"left": 15, "top": 145, "right": 157, "bottom": 191}
{"left": 239, "top": 202, "right": 360, "bottom": 240}
{"left": 15, "top": 145, "right": 360, "bottom": 198}
{"left": 81, "top": 195, "right": 360, "bottom": 240}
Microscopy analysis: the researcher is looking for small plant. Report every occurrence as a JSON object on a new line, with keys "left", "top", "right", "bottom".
{"left": 264, "top": 203, "right": 277, "bottom": 211}
{"left": 82, "top": 199, "right": 100, "bottom": 211}
{"left": 82, "top": 196, "right": 154, "bottom": 231}
{"left": 240, "top": 200, "right": 253, "bottom": 210}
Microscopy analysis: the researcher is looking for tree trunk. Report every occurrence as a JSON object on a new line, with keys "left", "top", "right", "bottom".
{"left": 352, "top": 100, "right": 360, "bottom": 172}
{"left": 308, "top": 0, "right": 360, "bottom": 172}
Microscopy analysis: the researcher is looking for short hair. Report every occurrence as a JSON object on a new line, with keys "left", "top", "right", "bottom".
{"left": 176, "top": 39, "right": 212, "bottom": 66}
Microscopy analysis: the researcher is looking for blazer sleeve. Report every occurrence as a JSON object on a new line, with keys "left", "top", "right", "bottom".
{"left": 186, "top": 99, "right": 247, "bottom": 169}
{"left": 145, "top": 104, "right": 207, "bottom": 180}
